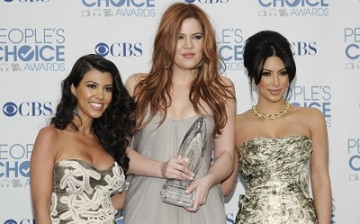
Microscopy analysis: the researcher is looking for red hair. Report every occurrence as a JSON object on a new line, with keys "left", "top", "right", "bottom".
{"left": 134, "top": 3, "right": 234, "bottom": 136}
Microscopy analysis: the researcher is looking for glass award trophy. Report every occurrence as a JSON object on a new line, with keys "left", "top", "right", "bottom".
{"left": 160, "top": 116, "right": 207, "bottom": 207}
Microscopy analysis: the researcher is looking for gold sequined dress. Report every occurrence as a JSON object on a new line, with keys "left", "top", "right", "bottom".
{"left": 236, "top": 135, "right": 318, "bottom": 224}
{"left": 50, "top": 159, "right": 125, "bottom": 224}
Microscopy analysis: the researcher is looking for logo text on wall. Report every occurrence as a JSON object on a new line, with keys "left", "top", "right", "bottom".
{"left": 289, "top": 85, "right": 331, "bottom": 127}
{"left": 0, "top": 28, "right": 66, "bottom": 72}
{"left": 347, "top": 138, "right": 360, "bottom": 181}
{"left": 81, "top": 0, "right": 156, "bottom": 17}
{"left": 344, "top": 27, "right": 360, "bottom": 70}
{"left": 3, "top": 0, "right": 50, "bottom": 2}
{"left": 257, "top": 0, "right": 329, "bottom": 17}
{"left": 3, "top": 219, "right": 35, "bottom": 224}
{"left": 0, "top": 144, "right": 32, "bottom": 189}
{"left": 2, "top": 101, "right": 53, "bottom": 117}
{"left": 217, "top": 28, "right": 244, "bottom": 71}
{"left": 95, "top": 42, "right": 143, "bottom": 57}
{"left": 292, "top": 41, "right": 317, "bottom": 56}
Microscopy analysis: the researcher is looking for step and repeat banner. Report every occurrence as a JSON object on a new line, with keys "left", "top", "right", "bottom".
{"left": 0, "top": 0, "right": 359, "bottom": 223}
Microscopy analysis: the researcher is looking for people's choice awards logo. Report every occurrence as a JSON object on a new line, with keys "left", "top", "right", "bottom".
{"left": 3, "top": 0, "right": 50, "bottom": 2}
{"left": 348, "top": 138, "right": 360, "bottom": 181}
{"left": 217, "top": 28, "right": 244, "bottom": 71}
{"left": 0, "top": 28, "right": 66, "bottom": 72}
{"left": 0, "top": 143, "right": 32, "bottom": 189}
{"left": 289, "top": 85, "right": 332, "bottom": 127}
{"left": 81, "top": 0, "right": 155, "bottom": 17}
{"left": 257, "top": 0, "right": 329, "bottom": 17}
{"left": 344, "top": 27, "right": 360, "bottom": 70}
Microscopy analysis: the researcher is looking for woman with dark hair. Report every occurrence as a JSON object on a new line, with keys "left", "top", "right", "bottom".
{"left": 123, "top": 2, "right": 236, "bottom": 224}
{"left": 30, "top": 54, "right": 136, "bottom": 223}
{"left": 225, "top": 30, "right": 332, "bottom": 223}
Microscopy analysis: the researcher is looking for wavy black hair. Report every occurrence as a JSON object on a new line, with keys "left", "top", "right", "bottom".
{"left": 243, "top": 30, "right": 296, "bottom": 98}
{"left": 51, "top": 54, "right": 135, "bottom": 173}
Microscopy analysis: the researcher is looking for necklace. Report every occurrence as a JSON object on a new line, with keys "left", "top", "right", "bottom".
{"left": 252, "top": 101, "right": 291, "bottom": 120}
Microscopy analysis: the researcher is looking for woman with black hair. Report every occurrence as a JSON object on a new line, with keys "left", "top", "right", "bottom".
{"left": 30, "top": 54, "right": 136, "bottom": 223}
{"left": 225, "top": 30, "right": 332, "bottom": 224}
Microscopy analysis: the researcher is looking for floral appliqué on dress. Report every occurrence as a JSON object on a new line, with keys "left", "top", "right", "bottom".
{"left": 50, "top": 159, "right": 124, "bottom": 224}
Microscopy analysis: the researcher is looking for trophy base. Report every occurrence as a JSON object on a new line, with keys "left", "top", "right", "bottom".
{"left": 160, "top": 183, "right": 194, "bottom": 207}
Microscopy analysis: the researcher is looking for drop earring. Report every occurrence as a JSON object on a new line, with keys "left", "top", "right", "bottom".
{"left": 72, "top": 105, "right": 78, "bottom": 117}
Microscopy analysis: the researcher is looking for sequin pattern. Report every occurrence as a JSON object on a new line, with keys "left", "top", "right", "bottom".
{"left": 236, "top": 135, "right": 318, "bottom": 224}
{"left": 50, "top": 159, "right": 124, "bottom": 224}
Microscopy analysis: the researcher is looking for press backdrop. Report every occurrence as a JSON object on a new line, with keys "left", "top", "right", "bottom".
{"left": 0, "top": 0, "right": 359, "bottom": 223}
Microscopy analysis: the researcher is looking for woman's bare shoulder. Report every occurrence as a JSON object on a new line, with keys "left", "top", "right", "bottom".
{"left": 236, "top": 109, "right": 253, "bottom": 123}
{"left": 37, "top": 125, "right": 60, "bottom": 140}
{"left": 235, "top": 109, "right": 254, "bottom": 150}
{"left": 291, "top": 105, "right": 324, "bottom": 119}
{"left": 291, "top": 105, "right": 326, "bottom": 128}
{"left": 126, "top": 73, "right": 147, "bottom": 85}
{"left": 125, "top": 73, "right": 148, "bottom": 96}
{"left": 33, "top": 125, "right": 63, "bottom": 159}
{"left": 235, "top": 110, "right": 254, "bottom": 132}
{"left": 219, "top": 75, "right": 235, "bottom": 87}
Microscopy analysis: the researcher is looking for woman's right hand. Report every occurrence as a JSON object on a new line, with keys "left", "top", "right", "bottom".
{"left": 161, "top": 156, "right": 195, "bottom": 180}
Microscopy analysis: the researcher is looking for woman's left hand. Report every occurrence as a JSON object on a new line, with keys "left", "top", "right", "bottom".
{"left": 184, "top": 176, "right": 211, "bottom": 212}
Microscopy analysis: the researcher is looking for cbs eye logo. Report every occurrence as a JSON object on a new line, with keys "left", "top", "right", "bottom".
{"left": 95, "top": 42, "right": 142, "bottom": 57}
{"left": 4, "top": 219, "right": 35, "bottom": 224}
{"left": 2, "top": 101, "right": 53, "bottom": 117}
{"left": 4, "top": 220, "right": 17, "bottom": 224}
{"left": 3, "top": 102, "right": 17, "bottom": 117}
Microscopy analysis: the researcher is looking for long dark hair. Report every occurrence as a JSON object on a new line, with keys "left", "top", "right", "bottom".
{"left": 51, "top": 54, "right": 135, "bottom": 173}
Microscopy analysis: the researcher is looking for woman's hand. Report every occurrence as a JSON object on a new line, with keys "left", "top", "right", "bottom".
{"left": 183, "top": 176, "right": 212, "bottom": 212}
{"left": 161, "top": 156, "right": 194, "bottom": 180}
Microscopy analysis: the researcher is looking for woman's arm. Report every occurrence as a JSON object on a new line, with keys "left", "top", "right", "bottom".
{"left": 186, "top": 77, "right": 236, "bottom": 211}
{"left": 127, "top": 147, "right": 194, "bottom": 179}
{"left": 221, "top": 148, "right": 239, "bottom": 198}
{"left": 221, "top": 114, "right": 244, "bottom": 197}
{"left": 111, "top": 191, "right": 127, "bottom": 210}
{"left": 124, "top": 74, "right": 194, "bottom": 180}
{"left": 30, "top": 127, "right": 57, "bottom": 224}
{"left": 112, "top": 149, "right": 194, "bottom": 212}
{"left": 309, "top": 108, "right": 332, "bottom": 224}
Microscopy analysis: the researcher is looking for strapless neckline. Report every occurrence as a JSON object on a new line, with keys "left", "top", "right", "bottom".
{"left": 236, "top": 134, "right": 317, "bottom": 223}
{"left": 51, "top": 158, "right": 123, "bottom": 223}
{"left": 54, "top": 159, "right": 117, "bottom": 172}
{"left": 242, "top": 135, "right": 311, "bottom": 145}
